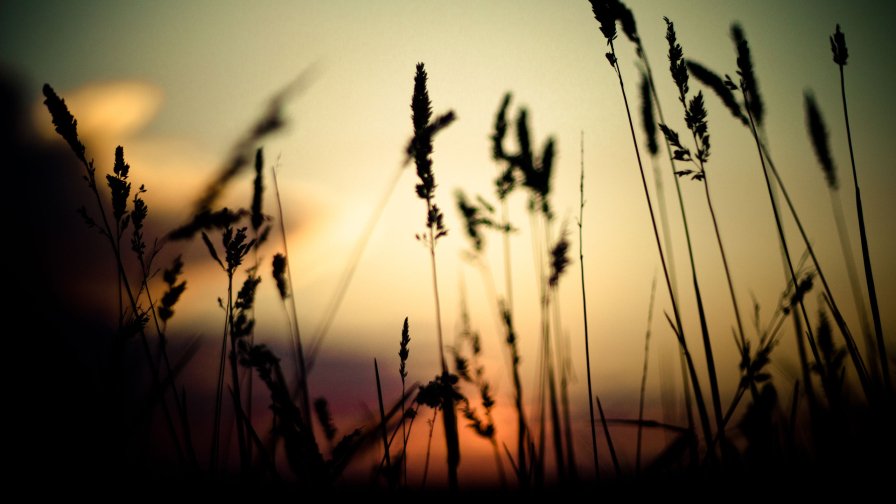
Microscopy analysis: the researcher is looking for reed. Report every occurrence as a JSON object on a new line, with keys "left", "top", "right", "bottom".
{"left": 588, "top": 0, "right": 714, "bottom": 451}
{"left": 408, "top": 62, "right": 461, "bottom": 489}
{"left": 830, "top": 24, "right": 889, "bottom": 390}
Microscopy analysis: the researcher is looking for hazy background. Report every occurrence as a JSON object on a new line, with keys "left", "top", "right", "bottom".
{"left": 3, "top": 0, "right": 894, "bottom": 483}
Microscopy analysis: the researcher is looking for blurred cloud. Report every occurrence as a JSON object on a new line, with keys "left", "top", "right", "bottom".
{"left": 34, "top": 80, "right": 163, "bottom": 142}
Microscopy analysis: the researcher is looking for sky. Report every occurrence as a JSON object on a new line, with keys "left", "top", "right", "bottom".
{"left": 3, "top": 0, "right": 895, "bottom": 483}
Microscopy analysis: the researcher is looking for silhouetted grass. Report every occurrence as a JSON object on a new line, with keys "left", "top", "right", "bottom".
{"left": 636, "top": 273, "right": 658, "bottom": 475}
{"left": 577, "top": 132, "right": 600, "bottom": 479}
{"left": 661, "top": 15, "right": 739, "bottom": 453}
{"left": 34, "top": 3, "right": 896, "bottom": 494}
{"left": 588, "top": 0, "right": 715, "bottom": 454}
{"left": 408, "top": 62, "right": 461, "bottom": 490}
{"left": 44, "top": 84, "right": 190, "bottom": 465}
{"left": 805, "top": 91, "right": 875, "bottom": 379}
{"left": 831, "top": 24, "right": 889, "bottom": 391}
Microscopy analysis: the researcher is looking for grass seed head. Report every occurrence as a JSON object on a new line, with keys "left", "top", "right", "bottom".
{"left": 549, "top": 228, "right": 571, "bottom": 288}
{"left": 831, "top": 24, "right": 848, "bottom": 66}
{"left": 732, "top": 23, "right": 764, "bottom": 126}
{"left": 399, "top": 317, "right": 410, "bottom": 380}
{"left": 639, "top": 72, "right": 658, "bottom": 156}
{"left": 272, "top": 253, "right": 289, "bottom": 299}
{"left": 251, "top": 147, "right": 265, "bottom": 232}
{"left": 42, "top": 83, "right": 86, "bottom": 163}
{"left": 664, "top": 17, "right": 689, "bottom": 102}
{"left": 589, "top": 0, "right": 618, "bottom": 43}
{"left": 804, "top": 92, "right": 838, "bottom": 189}
{"left": 686, "top": 59, "right": 748, "bottom": 125}
{"left": 106, "top": 146, "right": 132, "bottom": 224}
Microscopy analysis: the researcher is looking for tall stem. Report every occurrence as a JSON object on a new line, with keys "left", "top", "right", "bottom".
{"left": 636, "top": 274, "right": 658, "bottom": 476}
{"left": 609, "top": 40, "right": 714, "bottom": 448}
{"left": 829, "top": 189, "right": 876, "bottom": 376}
{"left": 501, "top": 196, "right": 514, "bottom": 313}
{"left": 141, "top": 271, "right": 198, "bottom": 468}
{"left": 742, "top": 89, "right": 824, "bottom": 407}
{"left": 271, "top": 167, "right": 312, "bottom": 425}
{"left": 426, "top": 195, "right": 459, "bottom": 490}
{"left": 578, "top": 132, "right": 601, "bottom": 479}
{"left": 641, "top": 44, "right": 701, "bottom": 439}
{"left": 838, "top": 65, "right": 889, "bottom": 389}
{"left": 699, "top": 173, "right": 740, "bottom": 435}
{"left": 758, "top": 143, "right": 872, "bottom": 397}
{"left": 543, "top": 220, "right": 566, "bottom": 481}
{"left": 211, "top": 300, "right": 229, "bottom": 473}
{"left": 226, "top": 274, "right": 249, "bottom": 473}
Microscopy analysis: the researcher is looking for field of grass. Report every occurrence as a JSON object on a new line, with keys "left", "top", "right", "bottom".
{"left": 8, "top": 0, "right": 895, "bottom": 495}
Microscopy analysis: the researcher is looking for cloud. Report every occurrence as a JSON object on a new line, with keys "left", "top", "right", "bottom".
{"left": 34, "top": 80, "right": 164, "bottom": 142}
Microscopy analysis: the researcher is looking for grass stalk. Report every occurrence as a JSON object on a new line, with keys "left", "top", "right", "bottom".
{"left": 374, "top": 358, "right": 393, "bottom": 486}
{"left": 226, "top": 272, "right": 250, "bottom": 473}
{"left": 663, "top": 18, "right": 742, "bottom": 443}
{"left": 409, "top": 62, "right": 460, "bottom": 490}
{"left": 634, "top": 18, "right": 702, "bottom": 443}
{"left": 42, "top": 86, "right": 187, "bottom": 465}
{"left": 271, "top": 166, "right": 312, "bottom": 425}
{"left": 399, "top": 317, "right": 410, "bottom": 486}
{"left": 636, "top": 273, "right": 658, "bottom": 476}
{"left": 595, "top": 393, "right": 621, "bottom": 478}
{"left": 501, "top": 304, "right": 530, "bottom": 485}
{"left": 587, "top": 10, "right": 714, "bottom": 448}
{"left": 421, "top": 408, "right": 438, "bottom": 488}
{"left": 211, "top": 305, "right": 229, "bottom": 472}
{"left": 306, "top": 166, "right": 405, "bottom": 368}
{"left": 739, "top": 87, "right": 827, "bottom": 414}
{"left": 829, "top": 190, "right": 875, "bottom": 372}
{"left": 832, "top": 25, "right": 889, "bottom": 390}
{"left": 543, "top": 221, "right": 566, "bottom": 481}
{"left": 755, "top": 143, "right": 872, "bottom": 398}
{"left": 577, "top": 132, "right": 601, "bottom": 479}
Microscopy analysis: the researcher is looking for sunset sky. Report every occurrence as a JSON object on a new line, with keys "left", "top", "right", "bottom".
{"left": 3, "top": 0, "right": 894, "bottom": 483}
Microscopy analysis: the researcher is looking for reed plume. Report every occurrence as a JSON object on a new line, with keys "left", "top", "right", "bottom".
{"left": 408, "top": 62, "right": 461, "bottom": 490}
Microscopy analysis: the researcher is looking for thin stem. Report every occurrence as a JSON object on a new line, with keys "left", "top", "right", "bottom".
{"left": 271, "top": 166, "right": 312, "bottom": 425}
{"left": 226, "top": 273, "right": 249, "bottom": 474}
{"left": 595, "top": 393, "right": 621, "bottom": 478}
{"left": 838, "top": 64, "right": 889, "bottom": 390}
{"left": 211, "top": 300, "right": 229, "bottom": 473}
{"left": 742, "top": 87, "right": 825, "bottom": 408}
{"left": 400, "top": 374, "right": 407, "bottom": 486}
{"left": 542, "top": 220, "right": 565, "bottom": 481}
{"left": 528, "top": 210, "right": 547, "bottom": 487}
{"left": 306, "top": 166, "right": 405, "bottom": 367}
{"left": 757, "top": 142, "right": 872, "bottom": 397}
{"left": 424, "top": 194, "right": 459, "bottom": 490}
{"left": 502, "top": 202, "right": 514, "bottom": 313}
{"left": 608, "top": 40, "right": 714, "bottom": 449}
{"left": 140, "top": 269, "right": 198, "bottom": 468}
{"left": 421, "top": 408, "right": 438, "bottom": 489}
{"left": 501, "top": 301, "right": 529, "bottom": 485}
{"left": 374, "top": 358, "right": 393, "bottom": 486}
{"left": 427, "top": 208, "right": 447, "bottom": 374}
{"left": 700, "top": 173, "right": 742, "bottom": 434}
{"left": 641, "top": 42, "right": 707, "bottom": 449}
{"left": 578, "top": 131, "right": 601, "bottom": 479}
{"left": 673, "top": 56, "right": 742, "bottom": 441}
{"left": 640, "top": 44, "right": 681, "bottom": 299}
{"left": 829, "top": 189, "right": 874, "bottom": 371}
{"left": 636, "top": 273, "right": 658, "bottom": 476}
